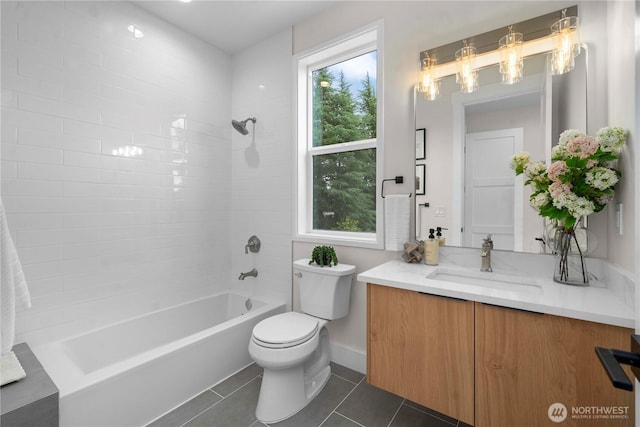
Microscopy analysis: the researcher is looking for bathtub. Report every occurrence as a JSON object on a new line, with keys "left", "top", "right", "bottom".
{"left": 31, "top": 293, "right": 285, "bottom": 427}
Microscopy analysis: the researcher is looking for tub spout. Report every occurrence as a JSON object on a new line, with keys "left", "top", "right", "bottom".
{"left": 239, "top": 269, "right": 258, "bottom": 280}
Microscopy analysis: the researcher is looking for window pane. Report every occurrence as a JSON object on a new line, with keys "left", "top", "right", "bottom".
{"left": 312, "top": 51, "right": 377, "bottom": 147}
{"left": 313, "top": 148, "right": 376, "bottom": 232}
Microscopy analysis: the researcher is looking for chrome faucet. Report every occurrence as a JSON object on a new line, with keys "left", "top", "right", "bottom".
{"left": 238, "top": 269, "right": 258, "bottom": 280}
{"left": 480, "top": 234, "right": 493, "bottom": 272}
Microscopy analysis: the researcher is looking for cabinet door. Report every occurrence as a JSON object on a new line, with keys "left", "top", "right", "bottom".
{"left": 475, "top": 303, "right": 634, "bottom": 427}
{"left": 367, "top": 284, "right": 474, "bottom": 424}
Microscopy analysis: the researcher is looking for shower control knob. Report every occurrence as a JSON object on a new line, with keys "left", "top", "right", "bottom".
{"left": 245, "top": 235, "right": 261, "bottom": 254}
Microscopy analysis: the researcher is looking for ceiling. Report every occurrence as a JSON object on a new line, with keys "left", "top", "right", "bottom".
{"left": 133, "top": 0, "right": 339, "bottom": 54}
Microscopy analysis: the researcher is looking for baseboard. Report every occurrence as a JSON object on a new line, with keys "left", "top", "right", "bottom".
{"left": 329, "top": 342, "right": 366, "bottom": 374}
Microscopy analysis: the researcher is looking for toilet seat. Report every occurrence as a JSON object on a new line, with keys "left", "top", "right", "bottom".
{"left": 252, "top": 312, "right": 319, "bottom": 349}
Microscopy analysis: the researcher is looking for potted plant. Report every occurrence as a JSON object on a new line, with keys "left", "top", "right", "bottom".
{"left": 309, "top": 245, "right": 339, "bottom": 267}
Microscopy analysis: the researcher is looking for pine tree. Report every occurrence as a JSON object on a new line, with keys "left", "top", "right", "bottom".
{"left": 311, "top": 66, "right": 377, "bottom": 232}
{"left": 358, "top": 72, "right": 377, "bottom": 139}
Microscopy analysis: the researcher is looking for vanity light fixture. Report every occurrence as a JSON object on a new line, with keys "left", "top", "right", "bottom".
{"left": 455, "top": 41, "right": 478, "bottom": 94}
{"left": 418, "top": 52, "right": 440, "bottom": 100}
{"left": 416, "top": 7, "right": 581, "bottom": 100}
{"left": 550, "top": 9, "right": 580, "bottom": 75}
{"left": 499, "top": 26, "right": 524, "bottom": 85}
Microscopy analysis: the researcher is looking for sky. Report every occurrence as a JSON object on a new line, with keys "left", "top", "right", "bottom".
{"left": 325, "top": 50, "right": 377, "bottom": 99}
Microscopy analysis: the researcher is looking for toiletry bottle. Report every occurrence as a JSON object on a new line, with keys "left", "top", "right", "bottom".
{"left": 436, "top": 227, "right": 447, "bottom": 246}
{"left": 424, "top": 228, "right": 439, "bottom": 266}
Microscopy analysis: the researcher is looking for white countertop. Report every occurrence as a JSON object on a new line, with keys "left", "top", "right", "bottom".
{"left": 357, "top": 259, "right": 635, "bottom": 328}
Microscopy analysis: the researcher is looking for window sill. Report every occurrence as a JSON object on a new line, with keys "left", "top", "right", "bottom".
{"left": 294, "top": 232, "right": 383, "bottom": 250}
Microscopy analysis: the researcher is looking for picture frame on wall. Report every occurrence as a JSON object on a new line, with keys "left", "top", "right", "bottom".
{"left": 416, "top": 164, "right": 425, "bottom": 195}
{"left": 415, "top": 128, "right": 426, "bottom": 160}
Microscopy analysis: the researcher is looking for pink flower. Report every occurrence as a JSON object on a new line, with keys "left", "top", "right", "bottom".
{"left": 549, "top": 181, "right": 572, "bottom": 198}
{"left": 586, "top": 159, "right": 598, "bottom": 168}
{"left": 565, "top": 135, "right": 598, "bottom": 159}
{"left": 547, "top": 161, "right": 567, "bottom": 181}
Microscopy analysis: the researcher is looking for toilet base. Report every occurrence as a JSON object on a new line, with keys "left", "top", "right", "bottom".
{"left": 255, "top": 328, "right": 331, "bottom": 423}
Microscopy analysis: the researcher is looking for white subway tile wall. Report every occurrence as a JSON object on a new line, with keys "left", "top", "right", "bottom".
{"left": 230, "top": 29, "right": 293, "bottom": 308}
{"left": 1, "top": 1, "right": 232, "bottom": 345}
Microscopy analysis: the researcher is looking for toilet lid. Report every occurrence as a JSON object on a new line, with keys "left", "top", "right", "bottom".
{"left": 252, "top": 312, "right": 319, "bottom": 349}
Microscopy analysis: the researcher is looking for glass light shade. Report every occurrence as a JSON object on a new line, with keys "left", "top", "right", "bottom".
{"left": 551, "top": 16, "right": 580, "bottom": 75}
{"left": 418, "top": 56, "right": 440, "bottom": 101}
{"left": 455, "top": 45, "right": 478, "bottom": 93}
{"left": 499, "top": 31, "right": 524, "bottom": 85}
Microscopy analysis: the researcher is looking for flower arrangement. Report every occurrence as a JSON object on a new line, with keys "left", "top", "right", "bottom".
{"left": 511, "top": 127, "right": 627, "bottom": 231}
{"left": 511, "top": 126, "right": 627, "bottom": 285}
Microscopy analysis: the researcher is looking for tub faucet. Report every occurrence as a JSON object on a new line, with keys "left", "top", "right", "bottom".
{"left": 480, "top": 234, "right": 493, "bottom": 272}
{"left": 238, "top": 269, "right": 258, "bottom": 280}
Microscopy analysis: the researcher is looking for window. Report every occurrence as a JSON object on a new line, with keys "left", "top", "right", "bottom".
{"left": 295, "top": 24, "right": 383, "bottom": 248}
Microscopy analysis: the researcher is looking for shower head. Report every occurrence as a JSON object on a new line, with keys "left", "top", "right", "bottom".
{"left": 231, "top": 117, "right": 256, "bottom": 135}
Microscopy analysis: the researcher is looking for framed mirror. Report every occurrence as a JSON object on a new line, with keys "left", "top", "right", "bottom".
{"left": 414, "top": 50, "right": 587, "bottom": 253}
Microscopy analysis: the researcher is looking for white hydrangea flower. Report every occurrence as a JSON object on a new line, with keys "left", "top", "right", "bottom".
{"left": 596, "top": 127, "right": 627, "bottom": 154}
{"left": 552, "top": 192, "right": 576, "bottom": 210}
{"left": 558, "top": 129, "right": 585, "bottom": 146}
{"left": 524, "top": 161, "right": 546, "bottom": 179}
{"left": 551, "top": 144, "right": 568, "bottom": 160}
{"left": 568, "top": 196, "right": 595, "bottom": 218}
{"left": 511, "top": 151, "right": 530, "bottom": 170}
{"left": 585, "top": 167, "right": 618, "bottom": 190}
{"left": 530, "top": 192, "right": 549, "bottom": 210}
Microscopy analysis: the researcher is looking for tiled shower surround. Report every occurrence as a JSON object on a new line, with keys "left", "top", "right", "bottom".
{"left": 1, "top": 1, "right": 236, "bottom": 345}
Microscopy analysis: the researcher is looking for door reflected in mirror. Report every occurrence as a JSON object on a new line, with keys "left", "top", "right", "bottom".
{"left": 415, "top": 51, "right": 586, "bottom": 253}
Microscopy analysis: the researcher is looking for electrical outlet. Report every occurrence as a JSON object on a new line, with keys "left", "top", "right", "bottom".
{"left": 615, "top": 203, "right": 623, "bottom": 236}
{"left": 435, "top": 207, "right": 446, "bottom": 217}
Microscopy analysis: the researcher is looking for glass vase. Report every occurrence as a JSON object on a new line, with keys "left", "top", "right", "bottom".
{"left": 552, "top": 228, "right": 589, "bottom": 286}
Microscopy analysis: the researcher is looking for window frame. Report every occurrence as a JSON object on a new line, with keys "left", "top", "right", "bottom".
{"left": 293, "top": 22, "right": 384, "bottom": 249}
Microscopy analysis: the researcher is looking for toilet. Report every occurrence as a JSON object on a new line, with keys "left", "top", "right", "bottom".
{"left": 248, "top": 258, "right": 356, "bottom": 423}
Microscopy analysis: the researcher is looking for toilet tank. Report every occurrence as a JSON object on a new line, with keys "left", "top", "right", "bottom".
{"left": 293, "top": 259, "right": 356, "bottom": 320}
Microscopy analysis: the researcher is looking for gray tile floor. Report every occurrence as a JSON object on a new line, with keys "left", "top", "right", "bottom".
{"left": 147, "top": 363, "right": 472, "bottom": 427}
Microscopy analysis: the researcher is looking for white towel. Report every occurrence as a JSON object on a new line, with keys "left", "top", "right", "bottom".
{"left": 0, "top": 351, "right": 26, "bottom": 386}
{"left": 384, "top": 195, "right": 410, "bottom": 251}
{"left": 1, "top": 200, "right": 31, "bottom": 356}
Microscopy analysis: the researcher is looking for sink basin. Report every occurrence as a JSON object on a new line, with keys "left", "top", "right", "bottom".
{"left": 426, "top": 268, "right": 542, "bottom": 294}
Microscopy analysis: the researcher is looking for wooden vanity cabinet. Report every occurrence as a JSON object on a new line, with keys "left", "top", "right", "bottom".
{"left": 367, "top": 283, "right": 475, "bottom": 425}
{"left": 475, "top": 303, "right": 634, "bottom": 427}
{"left": 367, "top": 283, "right": 634, "bottom": 427}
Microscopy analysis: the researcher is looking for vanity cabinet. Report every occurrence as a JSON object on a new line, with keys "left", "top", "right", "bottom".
{"left": 367, "top": 283, "right": 475, "bottom": 425}
{"left": 367, "top": 283, "right": 634, "bottom": 427}
{"left": 476, "top": 303, "right": 634, "bottom": 427}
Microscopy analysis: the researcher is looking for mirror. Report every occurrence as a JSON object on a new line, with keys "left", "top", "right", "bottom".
{"left": 414, "top": 51, "right": 587, "bottom": 253}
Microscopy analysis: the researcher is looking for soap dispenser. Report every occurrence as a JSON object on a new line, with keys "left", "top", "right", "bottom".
{"left": 436, "top": 227, "right": 447, "bottom": 246}
{"left": 424, "top": 228, "right": 439, "bottom": 266}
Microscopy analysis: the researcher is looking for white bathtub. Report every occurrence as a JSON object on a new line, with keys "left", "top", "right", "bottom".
{"left": 31, "top": 293, "right": 285, "bottom": 427}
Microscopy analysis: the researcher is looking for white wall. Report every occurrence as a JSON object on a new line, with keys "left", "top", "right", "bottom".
{"left": 605, "top": 0, "right": 636, "bottom": 271}
{"left": 230, "top": 28, "right": 293, "bottom": 309}
{"left": 293, "top": 0, "right": 637, "bottom": 373}
{"left": 1, "top": 1, "right": 232, "bottom": 345}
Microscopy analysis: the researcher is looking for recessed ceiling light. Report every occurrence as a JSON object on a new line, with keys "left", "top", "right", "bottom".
{"left": 127, "top": 24, "right": 144, "bottom": 39}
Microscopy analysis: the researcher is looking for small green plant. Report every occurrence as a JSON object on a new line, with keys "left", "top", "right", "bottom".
{"left": 309, "top": 245, "right": 339, "bottom": 267}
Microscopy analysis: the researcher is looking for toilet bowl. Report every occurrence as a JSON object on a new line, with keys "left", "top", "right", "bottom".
{"left": 248, "top": 259, "right": 355, "bottom": 423}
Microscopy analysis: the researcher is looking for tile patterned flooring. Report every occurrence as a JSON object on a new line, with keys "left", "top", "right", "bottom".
{"left": 148, "top": 363, "right": 472, "bottom": 427}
